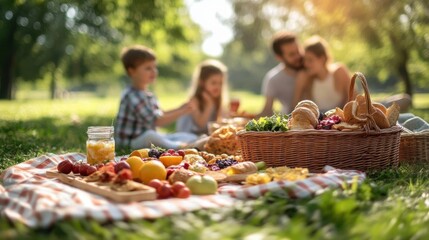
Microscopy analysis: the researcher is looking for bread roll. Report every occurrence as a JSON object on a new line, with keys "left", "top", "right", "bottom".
{"left": 332, "top": 122, "right": 362, "bottom": 131}
{"left": 344, "top": 101, "right": 366, "bottom": 124}
{"left": 356, "top": 94, "right": 366, "bottom": 105}
{"left": 373, "top": 102, "right": 387, "bottom": 115}
{"left": 386, "top": 102, "right": 400, "bottom": 127}
{"left": 226, "top": 161, "right": 258, "bottom": 175}
{"left": 295, "top": 100, "right": 319, "bottom": 119}
{"left": 290, "top": 107, "right": 318, "bottom": 130}
{"left": 168, "top": 168, "right": 200, "bottom": 184}
{"left": 184, "top": 149, "right": 199, "bottom": 155}
{"left": 373, "top": 108, "right": 390, "bottom": 129}
{"left": 356, "top": 102, "right": 368, "bottom": 118}
{"left": 204, "top": 126, "right": 240, "bottom": 155}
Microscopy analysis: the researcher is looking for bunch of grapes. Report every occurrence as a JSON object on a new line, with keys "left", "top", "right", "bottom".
{"left": 207, "top": 164, "right": 221, "bottom": 171}
{"left": 215, "top": 158, "right": 238, "bottom": 169}
{"left": 148, "top": 145, "right": 166, "bottom": 158}
{"left": 317, "top": 115, "right": 341, "bottom": 130}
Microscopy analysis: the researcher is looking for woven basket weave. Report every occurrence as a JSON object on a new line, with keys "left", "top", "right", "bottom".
{"left": 237, "top": 72, "right": 402, "bottom": 172}
{"left": 399, "top": 132, "right": 429, "bottom": 164}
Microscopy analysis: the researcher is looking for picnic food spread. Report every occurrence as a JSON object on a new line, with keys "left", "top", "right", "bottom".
{"left": 49, "top": 140, "right": 315, "bottom": 202}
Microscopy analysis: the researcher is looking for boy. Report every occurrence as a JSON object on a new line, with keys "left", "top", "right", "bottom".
{"left": 115, "top": 45, "right": 198, "bottom": 150}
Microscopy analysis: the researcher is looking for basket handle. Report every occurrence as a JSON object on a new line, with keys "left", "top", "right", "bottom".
{"left": 348, "top": 72, "right": 380, "bottom": 131}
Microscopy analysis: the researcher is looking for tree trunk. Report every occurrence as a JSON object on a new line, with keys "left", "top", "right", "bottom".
{"left": 388, "top": 32, "right": 413, "bottom": 99}
{"left": 50, "top": 65, "right": 57, "bottom": 100}
{"left": 397, "top": 48, "right": 413, "bottom": 99}
{"left": 0, "top": 15, "right": 18, "bottom": 100}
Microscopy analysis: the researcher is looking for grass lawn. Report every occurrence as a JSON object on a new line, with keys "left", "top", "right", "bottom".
{"left": 1, "top": 91, "right": 429, "bottom": 239}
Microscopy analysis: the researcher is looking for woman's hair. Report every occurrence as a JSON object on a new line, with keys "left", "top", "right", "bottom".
{"left": 304, "top": 35, "right": 332, "bottom": 64}
{"left": 189, "top": 59, "right": 229, "bottom": 118}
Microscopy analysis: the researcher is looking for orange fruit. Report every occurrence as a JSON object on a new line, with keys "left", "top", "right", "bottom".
{"left": 126, "top": 156, "right": 145, "bottom": 178}
{"left": 138, "top": 160, "right": 167, "bottom": 184}
{"left": 159, "top": 156, "right": 183, "bottom": 167}
{"left": 129, "top": 148, "right": 150, "bottom": 158}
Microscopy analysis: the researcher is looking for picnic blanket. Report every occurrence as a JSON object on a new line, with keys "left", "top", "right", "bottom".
{"left": 218, "top": 166, "right": 366, "bottom": 200}
{"left": 0, "top": 153, "right": 366, "bottom": 228}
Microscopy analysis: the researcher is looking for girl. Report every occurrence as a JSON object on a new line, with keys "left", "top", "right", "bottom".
{"left": 293, "top": 36, "right": 354, "bottom": 113}
{"left": 176, "top": 59, "right": 229, "bottom": 135}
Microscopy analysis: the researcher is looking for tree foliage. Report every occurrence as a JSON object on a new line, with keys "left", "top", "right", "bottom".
{"left": 0, "top": 0, "right": 201, "bottom": 99}
{"left": 225, "top": 0, "right": 429, "bottom": 96}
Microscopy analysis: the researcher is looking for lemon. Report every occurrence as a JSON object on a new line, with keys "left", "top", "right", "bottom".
{"left": 125, "top": 156, "right": 145, "bottom": 179}
{"left": 138, "top": 160, "right": 166, "bottom": 184}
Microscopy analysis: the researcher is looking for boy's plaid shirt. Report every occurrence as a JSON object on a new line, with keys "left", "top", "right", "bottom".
{"left": 114, "top": 87, "right": 163, "bottom": 146}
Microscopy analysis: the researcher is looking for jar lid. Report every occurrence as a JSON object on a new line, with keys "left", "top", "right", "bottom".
{"left": 87, "top": 126, "right": 114, "bottom": 138}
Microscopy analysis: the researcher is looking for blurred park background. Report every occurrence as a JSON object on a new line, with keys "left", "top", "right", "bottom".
{"left": 1, "top": 1, "right": 429, "bottom": 237}
{"left": 1, "top": 0, "right": 428, "bottom": 101}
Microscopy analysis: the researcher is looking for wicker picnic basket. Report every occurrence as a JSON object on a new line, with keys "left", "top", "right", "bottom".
{"left": 399, "top": 132, "right": 429, "bottom": 164}
{"left": 237, "top": 72, "right": 402, "bottom": 172}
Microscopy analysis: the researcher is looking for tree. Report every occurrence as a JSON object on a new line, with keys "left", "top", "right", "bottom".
{"left": 300, "top": 0, "right": 429, "bottom": 98}
{"left": 225, "top": 0, "right": 429, "bottom": 97}
{"left": 0, "top": 0, "right": 200, "bottom": 100}
{"left": 222, "top": 0, "right": 282, "bottom": 92}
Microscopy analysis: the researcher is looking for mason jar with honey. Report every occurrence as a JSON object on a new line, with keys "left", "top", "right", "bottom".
{"left": 86, "top": 126, "right": 115, "bottom": 165}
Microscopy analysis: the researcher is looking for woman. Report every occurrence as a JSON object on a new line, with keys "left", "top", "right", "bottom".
{"left": 293, "top": 36, "right": 354, "bottom": 113}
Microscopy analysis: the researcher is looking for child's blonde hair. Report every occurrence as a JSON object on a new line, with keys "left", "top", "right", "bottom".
{"left": 189, "top": 59, "right": 229, "bottom": 119}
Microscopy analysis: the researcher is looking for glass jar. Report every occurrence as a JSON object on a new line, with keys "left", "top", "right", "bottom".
{"left": 86, "top": 126, "right": 115, "bottom": 165}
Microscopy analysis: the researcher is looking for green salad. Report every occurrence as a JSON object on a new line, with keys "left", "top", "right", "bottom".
{"left": 245, "top": 114, "right": 289, "bottom": 132}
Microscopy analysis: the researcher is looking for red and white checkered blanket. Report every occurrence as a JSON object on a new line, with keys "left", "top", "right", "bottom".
{"left": 0, "top": 153, "right": 366, "bottom": 228}
{"left": 218, "top": 166, "right": 366, "bottom": 199}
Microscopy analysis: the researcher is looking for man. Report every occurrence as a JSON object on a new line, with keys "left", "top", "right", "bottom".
{"left": 257, "top": 31, "right": 303, "bottom": 117}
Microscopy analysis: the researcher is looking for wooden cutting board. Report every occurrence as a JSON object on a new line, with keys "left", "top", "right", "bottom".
{"left": 46, "top": 170, "right": 157, "bottom": 203}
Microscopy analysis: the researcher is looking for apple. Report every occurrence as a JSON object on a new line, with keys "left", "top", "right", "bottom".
{"left": 171, "top": 182, "right": 187, "bottom": 196}
{"left": 114, "top": 161, "right": 130, "bottom": 173}
{"left": 157, "top": 184, "right": 173, "bottom": 199}
{"left": 148, "top": 179, "right": 163, "bottom": 191}
{"left": 86, "top": 165, "right": 97, "bottom": 176}
{"left": 186, "top": 175, "right": 218, "bottom": 195}
{"left": 79, "top": 163, "right": 90, "bottom": 176}
{"left": 176, "top": 187, "right": 191, "bottom": 198}
{"left": 57, "top": 160, "right": 73, "bottom": 174}
{"left": 255, "top": 161, "right": 267, "bottom": 171}
{"left": 72, "top": 162, "right": 81, "bottom": 174}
